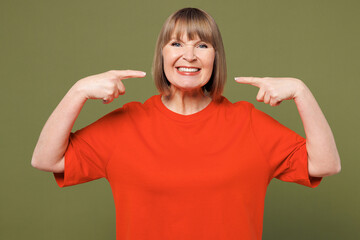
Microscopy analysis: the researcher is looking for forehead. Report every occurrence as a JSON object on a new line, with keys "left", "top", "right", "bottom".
{"left": 166, "top": 19, "right": 213, "bottom": 43}
{"left": 170, "top": 32, "right": 201, "bottom": 42}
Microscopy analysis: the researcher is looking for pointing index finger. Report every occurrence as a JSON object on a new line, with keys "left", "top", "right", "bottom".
{"left": 234, "top": 77, "right": 261, "bottom": 87}
{"left": 109, "top": 70, "right": 147, "bottom": 79}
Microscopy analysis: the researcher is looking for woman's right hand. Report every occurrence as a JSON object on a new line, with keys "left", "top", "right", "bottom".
{"left": 74, "top": 70, "right": 147, "bottom": 104}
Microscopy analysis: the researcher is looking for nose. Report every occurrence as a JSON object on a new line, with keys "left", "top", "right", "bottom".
{"left": 182, "top": 46, "right": 197, "bottom": 62}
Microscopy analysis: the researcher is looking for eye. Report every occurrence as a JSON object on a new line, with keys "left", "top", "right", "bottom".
{"left": 198, "top": 43, "right": 208, "bottom": 49}
{"left": 171, "top": 42, "right": 181, "bottom": 47}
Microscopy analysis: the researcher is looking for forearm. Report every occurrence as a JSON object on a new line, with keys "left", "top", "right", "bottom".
{"left": 31, "top": 82, "right": 87, "bottom": 171}
{"left": 294, "top": 82, "right": 341, "bottom": 177}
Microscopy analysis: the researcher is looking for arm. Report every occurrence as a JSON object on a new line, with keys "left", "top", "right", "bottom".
{"left": 293, "top": 82, "right": 341, "bottom": 177}
{"left": 31, "top": 84, "right": 87, "bottom": 173}
{"left": 31, "top": 70, "right": 146, "bottom": 173}
{"left": 235, "top": 76, "right": 341, "bottom": 177}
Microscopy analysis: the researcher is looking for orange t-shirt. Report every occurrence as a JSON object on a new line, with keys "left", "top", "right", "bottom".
{"left": 54, "top": 94, "right": 322, "bottom": 240}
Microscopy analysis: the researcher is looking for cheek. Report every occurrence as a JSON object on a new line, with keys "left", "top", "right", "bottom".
{"left": 162, "top": 57, "right": 172, "bottom": 75}
{"left": 199, "top": 49, "right": 215, "bottom": 65}
{"left": 162, "top": 47, "right": 177, "bottom": 64}
{"left": 162, "top": 48, "right": 169, "bottom": 66}
{"left": 204, "top": 52, "right": 215, "bottom": 72}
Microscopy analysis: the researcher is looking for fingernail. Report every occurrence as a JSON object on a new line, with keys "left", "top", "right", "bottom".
{"left": 142, "top": 72, "right": 146, "bottom": 76}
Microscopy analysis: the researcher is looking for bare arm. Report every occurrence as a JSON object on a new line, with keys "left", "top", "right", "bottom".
{"left": 31, "top": 84, "right": 87, "bottom": 173}
{"left": 235, "top": 76, "right": 341, "bottom": 177}
{"left": 293, "top": 82, "right": 341, "bottom": 177}
{"left": 31, "top": 70, "right": 146, "bottom": 173}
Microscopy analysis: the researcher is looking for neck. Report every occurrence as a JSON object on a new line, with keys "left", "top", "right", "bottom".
{"left": 161, "top": 86, "right": 212, "bottom": 115}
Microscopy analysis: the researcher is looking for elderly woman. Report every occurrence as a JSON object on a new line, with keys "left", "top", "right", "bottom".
{"left": 32, "top": 7, "right": 340, "bottom": 240}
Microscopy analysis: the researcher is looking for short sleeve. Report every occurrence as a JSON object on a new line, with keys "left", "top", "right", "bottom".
{"left": 53, "top": 108, "right": 124, "bottom": 187}
{"left": 250, "top": 104, "right": 322, "bottom": 188}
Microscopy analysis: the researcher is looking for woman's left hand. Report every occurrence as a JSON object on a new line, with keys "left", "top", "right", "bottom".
{"left": 234, "top": 77, "right": 305, "bottom": 106}
{"left": 235, "top": 76, "right": 341, "bottom": 176}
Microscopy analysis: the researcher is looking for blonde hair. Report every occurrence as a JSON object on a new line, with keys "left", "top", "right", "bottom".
{"left": 152, "top": 8, "right": 226, "bottom": 103}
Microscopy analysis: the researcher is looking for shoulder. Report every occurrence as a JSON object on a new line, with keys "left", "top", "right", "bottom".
{"left": 227, "top": 98, "right": 272, "bottom": 121}
{"left": 218, "top": 97, "right": 280, "bottom": 125}
{"left": 218, "top": 96, "right": 255, "bottom": 113}
{"left": 233, "top": 99, "right": 255, "bottom": 111}
{"left": 101, "top": 95, "right": 157, "bottom": 123}
{"left": 214, "top": 96, "right": 257, "bottom": 123}
{"left": 73, "top": 96, "right": 157, "bottom": 135}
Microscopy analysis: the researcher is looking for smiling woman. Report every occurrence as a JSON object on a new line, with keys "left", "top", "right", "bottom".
{"left": 152, "top": 8, "right": 226, "bottom": 104}
{"left": 32, "top": 7, "right": 340, "bottom": 240}
{"left": 162, "top": 34, "right": 215, "bottom": 101}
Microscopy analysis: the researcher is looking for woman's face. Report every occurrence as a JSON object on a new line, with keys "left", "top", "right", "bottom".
{"left": 162, "top": 32, "right": 215, "bottom": 93}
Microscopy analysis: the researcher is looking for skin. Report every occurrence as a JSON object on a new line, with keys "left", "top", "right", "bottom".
{"left": 161, "top": 34, "right": 215, "bottom": 115}
{"left": 161, "top": 32, "right": 341, "bottom": 177}
{"left": 235, "top": 77, "right": 341, "bottom": 177}
{"left": 31, "top": 70, "right": 146, "bottom": 172}
{"left": 31, "top": 31, "right": 341, "bottom": 177}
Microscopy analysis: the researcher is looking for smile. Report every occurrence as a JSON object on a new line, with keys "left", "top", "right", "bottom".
{"left": 177, "top": 67, "right": 200, "bottom": 72}
{"left": 176, "top": 67, "right": 201, "bottom": 76}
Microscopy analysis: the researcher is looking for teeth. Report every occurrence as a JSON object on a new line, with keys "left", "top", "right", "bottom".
{"left": 177, "top": 67, "right": 200, "bottom": 72}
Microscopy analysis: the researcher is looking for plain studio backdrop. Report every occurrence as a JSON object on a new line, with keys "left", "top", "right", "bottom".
{"left": 0, "top": 0, "right": 359, "bottom": 239}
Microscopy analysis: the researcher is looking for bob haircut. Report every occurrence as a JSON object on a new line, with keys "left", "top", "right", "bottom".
{"left": 152, "top": 8, "right": 226, "bottom": 103}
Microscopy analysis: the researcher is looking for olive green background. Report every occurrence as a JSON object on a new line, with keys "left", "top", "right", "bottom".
{"left": 1, "top": 0, "right": 359, "bottom": 239}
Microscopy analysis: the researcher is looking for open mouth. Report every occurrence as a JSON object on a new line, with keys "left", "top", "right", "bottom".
{"left": 176, "top": 67, "right": 201, "bottom": 74}
{"left": 176, "top": 67, "right": 201, "bottom": 76}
